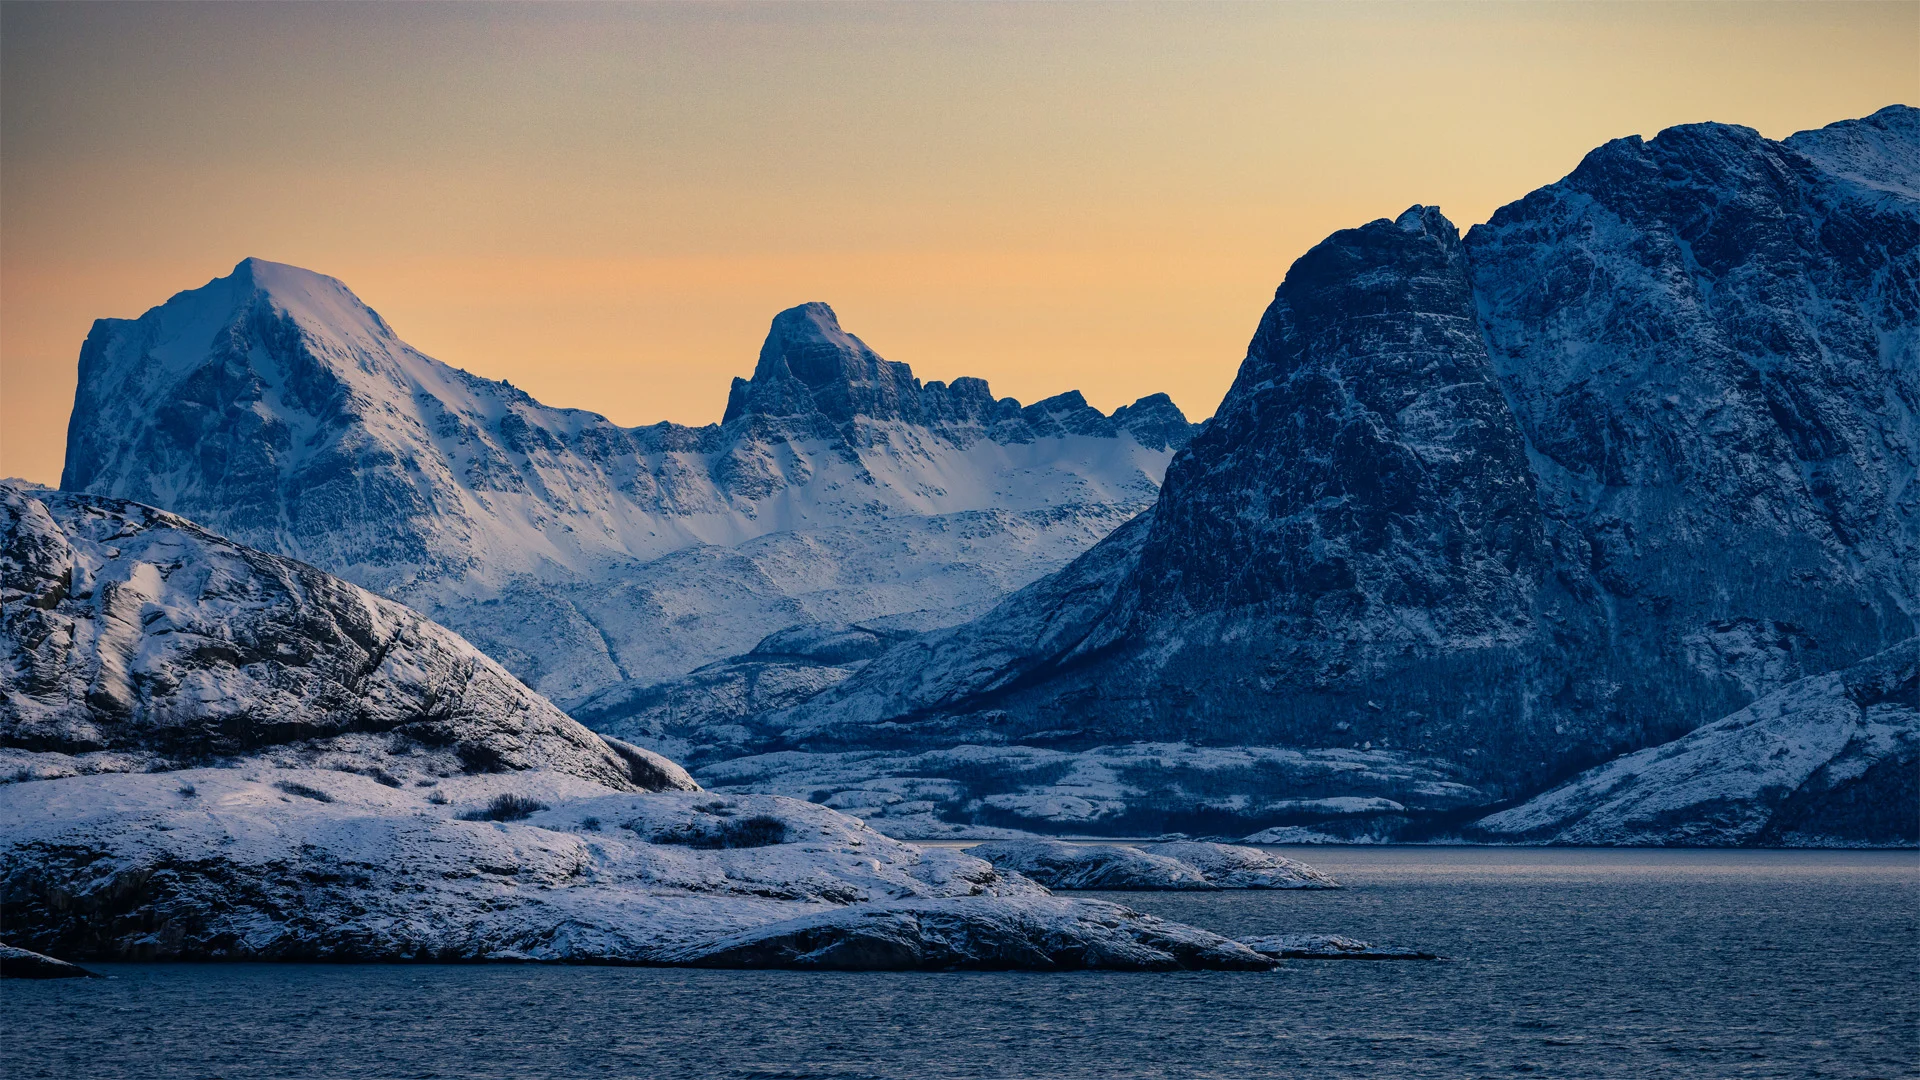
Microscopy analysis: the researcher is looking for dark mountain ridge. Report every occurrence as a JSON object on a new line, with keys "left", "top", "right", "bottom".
{"left": 731, "top": 106, "right": 1918, "bottom": 834}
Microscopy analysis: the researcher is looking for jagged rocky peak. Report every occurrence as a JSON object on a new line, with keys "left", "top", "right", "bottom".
{"left": 725, "top": 302, "right": 929, "bottom": 425}
{"left": 1128, "top": 203, "right": 1544, "bottom": 637}
{"left": 721, "top": 300, "right": 1201, "bottom": 449}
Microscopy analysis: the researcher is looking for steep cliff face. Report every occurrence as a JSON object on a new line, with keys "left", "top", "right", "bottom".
{"left": 60, "top": 265, "right": 1195, "bottom": 699}
{"left": 0, "top": 482, "right": 688, "bottom": 793}
{"left": 769, "top": 208, "right": 1574, "bottom": 787}
{"left": 1467, "top": 104, "right": 1919, "bottom": 735}
{"left": 1134, "top": 206, "right": 1545, "bottom": 634}
{"left": 734, "top": 108, "right": 1918, "bottom": 836}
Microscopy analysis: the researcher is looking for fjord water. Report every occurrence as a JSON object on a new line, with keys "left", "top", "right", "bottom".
{"left": 6, "top": 849, "right": 1914, "bottom": 1080}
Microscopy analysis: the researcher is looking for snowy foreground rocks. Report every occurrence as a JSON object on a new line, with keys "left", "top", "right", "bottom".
{"left": 1471, "top": 641, "right": 1918, "bottom": 846}
{"left": 0, "top": 770, "right": 1270, "bottom": 970}
{"left": 0, "top": 484, "right": 1293, "bottom": 970}
{"left": 964, "top": 840, "right": 1339, "bottom": 891}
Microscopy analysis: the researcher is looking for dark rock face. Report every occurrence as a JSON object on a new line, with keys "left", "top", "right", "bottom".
{"left": 749, "top": 107, "right": 1919, "bottom": 839}
{"left": 1137, "top": 206, "right": 1545, "bottom": 630}
{"left": 1466, "top": 105, "right": 1919, "bottom": 755}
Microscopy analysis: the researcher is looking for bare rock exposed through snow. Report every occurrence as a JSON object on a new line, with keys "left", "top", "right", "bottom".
{"left": 964, "top": 839, "right": 1339, "bottom": 890}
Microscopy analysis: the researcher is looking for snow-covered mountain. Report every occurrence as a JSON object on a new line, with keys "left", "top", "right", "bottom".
{"left": 60, "top": 273, "right": 1194, "bottom": 702}
{"left": 650, "top": 106, "right": 1918, "bottom": 841}
{"left": 45, "top": 106, "right": 1918, "bottom": 845}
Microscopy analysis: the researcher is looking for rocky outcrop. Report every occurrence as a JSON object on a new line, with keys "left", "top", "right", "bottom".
{"left": 1, "top": 482, "right": 684, "bottom": 792}
{"left": 0, "top": 767, "right": 1278, "bottom": 971}
{"left": 708, "top": 107, "right": 1918, "bottom": 842}
{"left": 60, "top": 265, "right": 1195, "bottom": 701}
{"left": 1470, "top": 639, "right": 1919, "bottom": 846}
{"left": 1239, "top": 935, "right": 1439, "bottom": 961}
{"left": 0, "top": 944, "right": 97, "bottom": 978}
{"left": 665, "top": 895, "right": 1273, "bottom": 971}
{"left": 963, "top": 841, "right": 1213, "bottom": 890}
{"left": 963, "top": 840, "right": 1339, "bottom": 890}
{"left": 1141, "top": 841, "right": 1341, "bottom": 889}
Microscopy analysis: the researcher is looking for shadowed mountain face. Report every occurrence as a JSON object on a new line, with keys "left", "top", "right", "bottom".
{"left": 733, "top": 107, "right": 1918, "bottom": 835}
{"left": 59, "top": 268, "right": 1195, "bottom": 703}
{"left": 1131, "top": 206, "right": 1546, "bottom": 639}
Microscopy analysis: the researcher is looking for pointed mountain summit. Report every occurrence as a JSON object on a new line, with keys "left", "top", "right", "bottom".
{"left": 58, "top": 263, "right": 1198, "bottom": 702}
{"left": 725, "top": 302, "right": 923, "bottom": 425}
{"left": 721, "top": 301, "right": 1196, "bottom": 450}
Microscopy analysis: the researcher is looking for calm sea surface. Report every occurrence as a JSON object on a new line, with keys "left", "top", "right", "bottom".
{"left": 5, "top": 847, "right": 1915, "bottom": 1080}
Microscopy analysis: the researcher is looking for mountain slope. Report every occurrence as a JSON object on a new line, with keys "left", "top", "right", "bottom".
{"left": 1470, "top": 639, "right": 1918, "bottom": 847}
{"left": 0, "top": 481, "right": 1302, "bottom": 970}
{"left": 708, "top": 107, "right": 1918, "bottom": 839}
{"left": 1, "top": 481, "right": 686, "bottom": 792}
{"left": 61, "top": 269, "right": 1194, "bottom": 700}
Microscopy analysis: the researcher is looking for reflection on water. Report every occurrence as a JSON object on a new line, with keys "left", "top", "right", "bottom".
{"left": 5, "top": 848, "right": 1915, "bottom": 1080}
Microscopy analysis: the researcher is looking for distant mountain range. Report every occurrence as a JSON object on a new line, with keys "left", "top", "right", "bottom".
{"left": 60, "top": 271, "right": 1195, "bottom": 705}
{"left": 41, "top": 104, "right": 1920, "bottom": 846}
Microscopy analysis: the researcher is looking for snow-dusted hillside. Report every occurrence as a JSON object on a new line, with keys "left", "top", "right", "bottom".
{"left": 0, "top": 482, "right": 681, "bottom": 792}
{"left": 0, "top": 483, "right": 1303, "bottom": 969}
{"left": 61, "top": 274, "right": 1194, "bottom": 701}
{"left": 639, "top": 106, "right": 1918, "bottom": 842}
{"left": 1470, "top": 640, "right": 1918, "bottom": 846}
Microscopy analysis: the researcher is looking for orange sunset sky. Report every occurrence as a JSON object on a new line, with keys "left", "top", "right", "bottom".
{"left": 3, "top": 1, "right": 1915, "bottom": 485}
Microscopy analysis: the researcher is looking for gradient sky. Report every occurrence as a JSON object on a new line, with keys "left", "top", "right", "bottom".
{"left": 3, "top": 2, "right": 1915, "bottom": 484}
